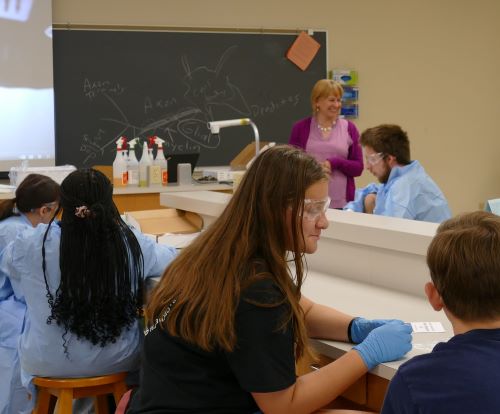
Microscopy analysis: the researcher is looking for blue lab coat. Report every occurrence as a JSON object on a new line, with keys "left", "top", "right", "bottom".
{"left": 0, "top": 214, "right": 32, "bottom": 414}
{"left": 344, "top": 160, "right": 451, "bottom": 223}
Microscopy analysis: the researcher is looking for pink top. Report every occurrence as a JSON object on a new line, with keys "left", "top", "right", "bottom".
{"left": 289, "top": 117, "right": 363, "bottom": 205}
{"left": 306, "top": 118, "right": 352, "bottom": 208}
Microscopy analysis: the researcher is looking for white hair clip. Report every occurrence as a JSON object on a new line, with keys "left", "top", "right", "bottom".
{"left": 75, "top": 205, "right": 90, "bottom": 218}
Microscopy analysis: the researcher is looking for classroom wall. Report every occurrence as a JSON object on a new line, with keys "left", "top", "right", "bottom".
{"left": 52, "top": 0, "right": 500, "bottom": 215}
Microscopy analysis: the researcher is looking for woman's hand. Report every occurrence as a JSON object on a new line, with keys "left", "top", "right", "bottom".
{"left": 321, "top": 160, "right": 332, "bottom": 175}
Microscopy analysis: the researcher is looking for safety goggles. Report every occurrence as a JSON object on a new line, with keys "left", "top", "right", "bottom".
{"left": 364, "top": 152, "right": 385, "bottom": 166}
{"left": 302, "top": 196, "right": 331, "bottom": 221}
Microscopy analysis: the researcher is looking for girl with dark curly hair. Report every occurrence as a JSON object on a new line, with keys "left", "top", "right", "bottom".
{"left": 0, "top": 169, "right": 177, "bottom": 412}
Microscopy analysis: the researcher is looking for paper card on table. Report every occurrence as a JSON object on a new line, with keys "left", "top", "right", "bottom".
{"left": 286, "top": 31, "right": 321, "bottom": 71}
{"left": 411, "top": 322, "right": 445, "bottom": 333}
{"left": 157, "top": 232, "right": 201, "bottom": 249}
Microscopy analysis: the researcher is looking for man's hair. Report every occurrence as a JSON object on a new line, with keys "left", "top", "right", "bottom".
{"left": 427, "top": 211, "right": 500, "bottom": 321}
{"left": 360, "top": 124, "right": 411, "bottom": 165}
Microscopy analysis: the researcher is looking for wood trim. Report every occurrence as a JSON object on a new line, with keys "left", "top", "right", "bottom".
{"left": 367, "top": 373, "right": 390, "bottom": 411}
{"left": 113, "top": 193, "right": 165, "bottom": 214}
{"left": 296, "top": 352, "right": 390, "bottom": 412}
{"left": 52, "top": 23, "right": 314, "bottom": 34}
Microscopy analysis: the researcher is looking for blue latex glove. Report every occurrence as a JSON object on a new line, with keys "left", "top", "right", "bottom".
{"left": 353, "top": 322, "right": 413, "bottom": 370}
{"left": 350, "top": 317, "right": 405, "bottom": 344}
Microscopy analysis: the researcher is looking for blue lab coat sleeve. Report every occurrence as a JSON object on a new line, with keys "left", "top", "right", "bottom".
{"left": 131, "top": 228, "right": 178, "bottom": 278}
{"left": 343, "top": 183, "right": 381, "bottom": 212}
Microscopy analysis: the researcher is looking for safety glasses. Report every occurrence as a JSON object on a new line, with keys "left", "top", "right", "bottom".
{"left": 302, "top": 196, "right": 331, "bottom": 221}
{"left": 364, "top": 152, "right": 385, "bottom": 166}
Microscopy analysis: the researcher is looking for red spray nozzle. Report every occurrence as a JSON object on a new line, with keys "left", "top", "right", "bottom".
{"left": 116, "top": 136, "right": 128, "bottom": 150}
{"left": 148, "top": 136, "right": 156, "bottom": 148}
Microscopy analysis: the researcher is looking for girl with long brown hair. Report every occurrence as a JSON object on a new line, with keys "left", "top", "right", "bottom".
{"left": 128, "top": 145, "right": 412, "bottom": 414}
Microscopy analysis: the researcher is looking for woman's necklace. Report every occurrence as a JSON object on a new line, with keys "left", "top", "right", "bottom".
{"left": 317, "top": 119, "right": 337, "bottom": 133}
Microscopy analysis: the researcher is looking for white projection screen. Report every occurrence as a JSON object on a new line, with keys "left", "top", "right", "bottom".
{"left": 0, "top": 0, "right": 55, "bottom": 173}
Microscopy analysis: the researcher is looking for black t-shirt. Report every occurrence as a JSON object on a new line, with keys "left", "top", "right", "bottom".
{"left": 127, "top": 277, "right": 296, "bottom": 413}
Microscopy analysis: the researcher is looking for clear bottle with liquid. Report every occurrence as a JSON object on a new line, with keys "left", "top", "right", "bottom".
{"left": 153, "top": 136, "right": 168, "bottom": 186}
{"left": 139, "top": 141, "right": 151, "bottom": 187}
{"left": 112, "top": 136, "right": 128, "bottom": 187}
{"left": 127, "top": 138, "right": 140, "bottom": 186}
{"left": 148, "top": 136, "right": 162, "bottom": 186}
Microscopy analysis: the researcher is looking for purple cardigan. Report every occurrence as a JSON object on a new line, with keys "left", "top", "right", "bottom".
{"left": 288, "top": 117, "right": 363, "bottom": 202}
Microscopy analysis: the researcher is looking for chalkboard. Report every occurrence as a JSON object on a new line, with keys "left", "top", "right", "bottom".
{"left": 52, "top": 29, "right": 326, "bottom": 167}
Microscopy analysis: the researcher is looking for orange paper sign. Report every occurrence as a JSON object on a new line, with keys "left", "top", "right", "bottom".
{"left": 286, "top": 31, "right": 321, "bottom": 71}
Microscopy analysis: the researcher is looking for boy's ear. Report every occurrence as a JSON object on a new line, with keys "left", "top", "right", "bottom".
{"left": 425, "top": 282, "right": 444, "bottom": 311}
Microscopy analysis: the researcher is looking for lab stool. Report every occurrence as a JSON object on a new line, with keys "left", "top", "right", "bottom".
{"left": 32, "top": 372, "right": 128, "bottom": 414}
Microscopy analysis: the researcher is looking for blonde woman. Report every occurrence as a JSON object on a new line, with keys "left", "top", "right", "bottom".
{"left": 289, "top": 79, "right": 363, "bottom": 209}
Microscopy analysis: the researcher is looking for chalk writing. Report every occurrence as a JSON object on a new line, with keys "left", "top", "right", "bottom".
{"left": 163, "top": 137, "right": 201, "bottom": 153}
{"left": 80, "top": 91, "right": 207, "bottom": 161}
{"left": 181, "top": 47, "right": 251, "bottom": 119}
{"left": 79, "top": 48, "right": 259, "bottom": 161}
{"left": 177, "top": 118, "right": 219, "bottom": 149}
{"left": 75, "top": 47, "right": 311, "bottom": 167}
{"left": 55, "top": 29, "right": 327, "bottom": 168}
{"left": 80, "top": 129, "right": 106, "bottom": 164}
{"left": 83, "top": 78, "right": 126, "bottom": 100}
{"left": 251, "top": 94, "right": 301, "bottom": 118}
{"left": 144, "top": 96, "right": 178, "bottom": 114}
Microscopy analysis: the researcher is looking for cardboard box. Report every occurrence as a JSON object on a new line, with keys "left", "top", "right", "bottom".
{"left": 125, "top": 209, "right": 203, "bottom": 240}
{"left": 230, "top": 142, "right": 269, "bottom": 170}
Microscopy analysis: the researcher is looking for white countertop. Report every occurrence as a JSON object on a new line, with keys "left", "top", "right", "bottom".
{"left": 114, "top": 182, "right": 232, "bottom": 195}
{"left": 0, "top": 184, "right": 15, "bottom": 199}
{"left": 0, "top": 192, "right": 14, "bottom": 200}
{"left": 158, "top": 190, "right": 449, "bottom": 380}
{"left": 302, "top": 270, "right": 452, "bottom": 380}
{"left": 160, "top": 190, "right": 231, "bottom": 218}
{"left": 159, "top": 191, "right": 438, "bottom": 297}
{"left": 0, "top": 183, "right": 232, "bottom": 199}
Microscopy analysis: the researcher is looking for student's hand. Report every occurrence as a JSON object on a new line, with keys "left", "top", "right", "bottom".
{"left": 353, "top": 322, "right": 413, "bottom": 370}
{"left": 363, "top": 193, "right": 376, "bottom": 214}
{"left": 350, "top": 317, "right": 405, "bottom": 343}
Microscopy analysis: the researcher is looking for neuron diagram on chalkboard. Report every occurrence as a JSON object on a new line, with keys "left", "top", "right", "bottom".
{"left": 53, "top": 30, "right": 327, "bottom": 167}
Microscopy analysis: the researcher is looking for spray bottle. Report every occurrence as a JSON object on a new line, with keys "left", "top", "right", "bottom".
{"left": 147, "top": 136, "right": 161, "bottom": 186}
{"left": 112, "top": 136, "right": 128, "bottom": 187}
{"left": 153, "top": 136, "right": 168, "bottom": 186}
{"left": 139, "top": 140, "right": 152, "bottom": 187}
{"left": 148, "top": 136, "right": 156, "bottom": 161}
{"left": 127, "top": 137, "right": 140, "bottom": 186}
